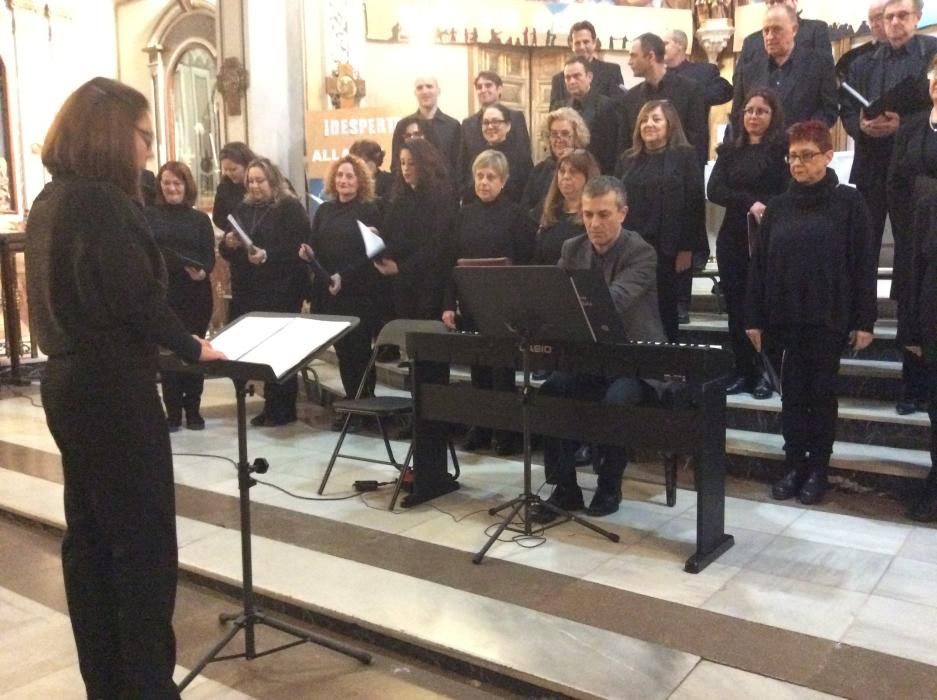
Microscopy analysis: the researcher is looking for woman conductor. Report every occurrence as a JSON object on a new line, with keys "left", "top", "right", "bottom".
{"left": 25, "top": 77, "right": 224, "bottom": 699}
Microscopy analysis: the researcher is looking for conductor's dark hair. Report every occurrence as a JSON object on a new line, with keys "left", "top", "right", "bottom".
{"left": 219, "top": 141, "right": 256, "bottom": 167}
{"left": 42, "top": 76, "right": 149, "bottom": 199}
{"left": 569, "top": 20, "right": 597, "bottom": 41}
{"left": 636, "top": 33, "right": 666, "bottom": 63}
{"left": 155, "top": 161, "right": 197, "bottom": 207}
{"left": 583, "top": 175, "right": 628, "bottom": 209}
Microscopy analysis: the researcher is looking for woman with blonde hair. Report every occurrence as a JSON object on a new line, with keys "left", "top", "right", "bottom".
{"left": 26, "top": 76, "right": 224, "bottom": 698}
{"left": 299, "top": 154, "right": 383, "bottom": 429}
{"left": 221, "top": 156, "right": 310, "bottom": 426}
{"left": 523, "top": 106, "right": 591, "bottom": 213}
{"left": 616, "top": 99, "right": 707, "bottom": 341}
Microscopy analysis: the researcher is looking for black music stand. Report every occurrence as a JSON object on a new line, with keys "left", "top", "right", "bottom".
{"left": 454, "top": 267, "right": 621, "bottom": 564}
{"left": 166, "top": 313, "right": 373, "bottom": 692}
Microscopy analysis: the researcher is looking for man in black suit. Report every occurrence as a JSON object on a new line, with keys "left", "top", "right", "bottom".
{"left": 549, "top": 20, "right": 624, "bottom": 109}
{"left": 737, "top": 0, "right": 832, "bottom": 67}
{"left": 560, "top": 56, "right": 621, "bottom": 174}
{"left": 390, "top": 76, "right": 461, "bottom": 176}
{"left": 730, "top": 5, "right": 838, "bottom": 134}
{"left": 620, "top": 33, "right": 708, "bottom": 166}
{"left": 663, "top": 28, "right": 733, "bottom": 157}
{"left": 841, "top": 0, "right": 935, "bottom": 255}
{"left": 459, "top": 71, "right": 530, "bottom": 192}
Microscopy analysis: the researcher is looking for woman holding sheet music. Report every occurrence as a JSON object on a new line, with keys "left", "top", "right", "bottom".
{"left": 299, "top": 154, "right": 383, "bottom": 430}
{"left": 220, "top": 157, "right": 310, "bottom": 426}
{"left": 707, "top": 88, "right": 788, "bottom": 399}
{"left": 146, "top": 161, "right": 215, "bottom": 431}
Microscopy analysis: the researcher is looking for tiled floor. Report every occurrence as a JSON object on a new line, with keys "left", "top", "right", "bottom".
{"left": 1, "top": 375, "right": 935, "bottom": 698}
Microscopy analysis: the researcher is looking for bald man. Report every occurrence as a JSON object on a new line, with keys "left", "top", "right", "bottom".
{"left": 737, "top": 0, "right": 832, "bottom": 67}
{"left": 390, "top": 76, "right": 461, "bottom": 176}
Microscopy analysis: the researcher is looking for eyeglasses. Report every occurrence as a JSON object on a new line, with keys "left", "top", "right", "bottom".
{"left": 135, "top": 126, "right": 154, "bottom": 149}
{"left": 884, "top": 10, "right": 915, "bottom": 22}
{"left": 785, "top": 151, "right": 822, "bottom": 164}
{"left": 482, "top": 118, "right": 506, "bottom": 128}
{"left": 549, "top": 129, "right": 573, "bottom": 140}
{"left": 743, "top": 107, "right": 772, "bottom": 116}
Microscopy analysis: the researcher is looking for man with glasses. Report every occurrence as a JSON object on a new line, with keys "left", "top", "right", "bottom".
{"left": 562, "top": 56, "right": 620, "bottom": 174}
{"left": 390, "top": 76, "right": 461, "bottom": 176}
{"left": 620, "top": 33, "right": 708, "bottom": 166}
{"left": 459, "top": 71, "right": 530, "bottom": 199}
{"left": 737, "top": 0, "right": 832, "bottom": 68}
{"left": 730, "top": 4, "right": 837, "bottom": 135}
{"left": 549, "top": 21, "right": 624, "bottom": 109}
{"left": 841, "top": 0, "right": 935, "bottom": 266}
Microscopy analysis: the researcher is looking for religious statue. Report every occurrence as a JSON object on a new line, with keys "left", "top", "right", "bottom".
{"left": 216, "top": 58, "right": 249, "bottom": 116}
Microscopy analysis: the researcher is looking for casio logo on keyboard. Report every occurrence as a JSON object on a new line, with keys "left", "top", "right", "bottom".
{"left": 528, "top": 344, "right": 553, "bottom": 354}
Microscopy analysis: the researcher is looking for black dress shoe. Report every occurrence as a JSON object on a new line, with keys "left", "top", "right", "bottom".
{"left": 250, "top": 412, "right": 268, "bottom": 427}
{"left": 186, "top": 411, "right": 205, "bottom": 430}
{"left": 263, "top": 415, "right": 297, "bottom": 427}
{"left": 896, "top": 398, "right": 918, "bottom": 415}
{"left": 531, "top": 484, "right": 585, "bottom": 523}
{"left": 771, "top": 470, "right": 805, "bottom": 500}
{"left": 798, "top": 471, "right": 827, "bottom": 505}
{"left": 462, "top": 427, "right": 491, "bottom": 452}
{"left": 751, "top": 375, "right": 774, "bottom": 400}
{"left": 725, "top": 375, "right": 752, "bottom": 395}
{"left": 586, "top": 487, "right": 622, "bottom": 516}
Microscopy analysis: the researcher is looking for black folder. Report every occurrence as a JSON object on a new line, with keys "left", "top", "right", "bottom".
{"left": 841, "top": 75, "right": 929, "bottom": 118}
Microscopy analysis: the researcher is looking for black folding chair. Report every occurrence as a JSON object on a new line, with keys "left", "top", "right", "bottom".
{"left": 316, "top": 319, "right": 459, "bottom": 510}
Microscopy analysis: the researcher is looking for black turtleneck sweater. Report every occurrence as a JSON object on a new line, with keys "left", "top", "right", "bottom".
{"left": 212, "top": 177, "right": 246, "bottom": 232}
{"left": 746, "top": 169, "right": 877, "bottom": 335}
{"left": 535, "top": 211, "right": 585, "bottom": 265}
{"left": 145, "top": 203, "right": 216, "bottom": 332}
{"left": 309, "top": 198, "right": 382, "bottom": 296}
{"left": 443, "top": 194, "right": 537, "bottom": 311}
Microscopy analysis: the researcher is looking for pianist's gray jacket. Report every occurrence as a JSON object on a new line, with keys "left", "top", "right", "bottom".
{"left": 559, "top": 229, "right": 666, "bottom": 343}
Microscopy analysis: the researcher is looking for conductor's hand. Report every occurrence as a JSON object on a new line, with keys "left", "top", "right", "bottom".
{"left": 247, "top": 246, "right": 267, "bottom": 265}
{"left": 195, "top": 337, "right": 226, "bottom": 362}
{"left": 374, "top": 258, "right": 399, "bottom": 276}
{"left": 850, "top": 330, "right": 874, "bottom": 351}
{"left": 746, "top": 328, "right": 763, "bottom": 353}
{"left": 298, "top": 243, "right": 315, "bottom": 262}
{"left": 675, "top": 250, "right": 693, "bottom": 274}
{"left": 442, "top": 310, "right": 457, "bottom": 330}
{"left": 223, "top": 231, "right": 241, "bottom": 249}
{"left": 329, "top": 273, "right": 342, "bottom": 296}
{"left": 185, "top": 266, "right": 206, "bottom": 281}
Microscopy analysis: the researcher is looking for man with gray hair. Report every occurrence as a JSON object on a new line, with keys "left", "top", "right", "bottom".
{"left": 737, "top": 0, "right": 832, "bottom": 68}
{"left": 534, "top": 176, "right": 665, "bottom": 521}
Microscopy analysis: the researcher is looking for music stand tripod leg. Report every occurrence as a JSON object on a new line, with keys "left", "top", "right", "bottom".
{"left": 473, "top": 340, "right": 619, "bottom": 564}
{"left": 177, "top": 378, "right": 372, "bottom": 693}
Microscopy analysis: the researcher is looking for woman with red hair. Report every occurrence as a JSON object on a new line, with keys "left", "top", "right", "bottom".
{"left": 746, "top": 120, "right": 877, "bottom": 505}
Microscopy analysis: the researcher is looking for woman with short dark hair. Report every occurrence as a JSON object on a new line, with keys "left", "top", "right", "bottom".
{"left": 349, "top": 139, "right": 393, "bottom": 202}
{"left": 25, "top": 76, "right": 223, "bottom": 699}
{"left": 213, "top": 140, "right": 255, "bottom": 231}
{"left": 747, "top": 120, "right": 877, "bottom": 505}
{"left": 221, "top": 157, "right": 310, "bottom": 426}
{"left": 146, "top": 161, "right": 216, "bottom": 431}
{"left": 708, "top": 88, "right": 789, "bottom": 398}
{"left": 463, "top": 103, "right": 533, "bottom": 204}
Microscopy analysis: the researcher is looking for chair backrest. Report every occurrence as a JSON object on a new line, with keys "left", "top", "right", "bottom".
{"left": 375, "top": 319, "right": 448, "bottom": 354}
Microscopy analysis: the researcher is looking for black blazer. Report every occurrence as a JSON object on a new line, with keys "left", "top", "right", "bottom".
{"left": 731, "top": 46, "right": 837, "bottom": 133}
{"left": 898, "top": 175, "right": 937, "bottom": 350}
{"left": 738, "top": 17, "right": 832, "bottom": 67}
{"left": 668, "top": 60, "right": 733, "bottom": 108}
{"left": 549, "top": 57, "right": 624, "bottom": 109}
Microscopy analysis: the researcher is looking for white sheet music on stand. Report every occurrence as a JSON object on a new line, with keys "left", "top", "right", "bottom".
{"left": 212, "top": 315, "right": 352, "bottom": 379}
{"left": 357, "top": 220, "right": 386, "bottom": 258}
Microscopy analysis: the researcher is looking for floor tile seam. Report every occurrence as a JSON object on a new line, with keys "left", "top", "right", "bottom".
{"left": 775, "top": 522, "right": 913, "bottom": 557}
{"left": 5, "top": 474, "right": 937, "bottom": 700}
{"left": 862, "top": 582, "right": 937, "bottom": 613}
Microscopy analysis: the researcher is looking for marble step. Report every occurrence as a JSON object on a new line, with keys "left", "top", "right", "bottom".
{"left": 726, "top": 394, "right": 931, "bottom": 451}
{"left": 726, "top": 428, "right": 931, "bottom": 481}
